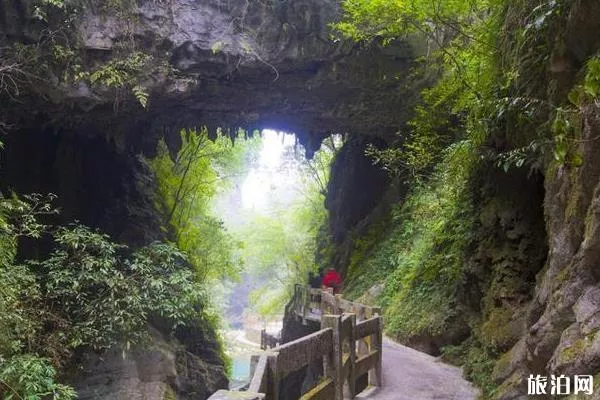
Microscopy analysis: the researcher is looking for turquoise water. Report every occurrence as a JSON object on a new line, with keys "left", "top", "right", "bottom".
{"left": 230, "top": 354, "right": 251, "bottom": 387}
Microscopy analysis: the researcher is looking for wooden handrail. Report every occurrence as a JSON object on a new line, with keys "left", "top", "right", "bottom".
{"left": 355, "top": 316, "right": 380, "bottom": 339}
{"left": 276, "top": 328, "right": 333, "bottom": 378}
{"left": 249, "top": 354, "right": 269, "bottom": 394}
{"left": 209, "top": 285, "right": 384, "bottom": 400}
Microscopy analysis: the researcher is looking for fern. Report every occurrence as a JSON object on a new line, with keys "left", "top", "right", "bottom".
{"left": 132, "top": 85, "right": 149, "bottom": 108}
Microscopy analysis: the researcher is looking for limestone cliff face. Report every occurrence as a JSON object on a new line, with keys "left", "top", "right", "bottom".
{"left": 1, "top": 0, "right": 421, "bottom": 156}
{"left": 78, "top": 0, "right": 419, "bottom": 155}
{"left": 325, "top": 135, "right": 391, "bottom": 274}
{"left": 316, "top": 1, "right": 600, "bottom": 398}
{"left": 494, "top": 107, "right": 600, "bottom": 398}
{"left": 488, "top": 2, "right": 600, "bottom": 398}
{"left": 69, "top": 328, "right": 228, "bottom": 400}
{"left": 0, "top": 1, "right": 422, "bottom": 399}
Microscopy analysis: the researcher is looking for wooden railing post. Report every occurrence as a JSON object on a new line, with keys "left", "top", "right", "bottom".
{"left": 334, "top": 294, "right": 342, "bottom": 314}
{"left": 295, "top": 284, "right": 302, "bottom": 316}
{"left": 347, "top": 313, "right": 357, "bottom": 398}
{"left": 321, "top": 315, "right": 343, "bottom": 400}
{"left": 355, "top": 305, "right": 368, "bottom": 358}
{"left": 372, "top": 308, "right": 383, "bottom": 387}
{"left": 267, "top": 353, "right": 280, "bottom": 400}
{"left": 369, "top": 316, "right": 383, "bottom": 387}
{"left": 377, "top": 316, "right": 384, "bottom": 386}
{"left": 302, "top": 286, "right": 309, "bottom": 325}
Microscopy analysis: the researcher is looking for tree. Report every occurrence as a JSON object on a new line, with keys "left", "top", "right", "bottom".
{"left": 240, "top": 137, "right": 337, "bottom": 316}
{"left": 335, "top": 0, "right": 503, "bottom": 180}
{"left": 148, "top": 127, "right": 259, "bottom": 281}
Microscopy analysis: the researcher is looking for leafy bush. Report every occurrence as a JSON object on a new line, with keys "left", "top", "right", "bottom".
{"left": 76, "top": 52, "right": 154, "bottom": 108}
{"left": 38, "top": 225, "right": 207, "bottom": 352}
{"left": 0, "top": 194, "right": 210, "bottom": 399}
{"left": 344, "top": 141, "right": 477, "bottom": 339}
{"left": 0, "top": 356, "right": 76, "bottom": 400}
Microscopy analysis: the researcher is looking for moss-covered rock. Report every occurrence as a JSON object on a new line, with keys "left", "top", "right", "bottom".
{"left": 481, "top": 308, "right": 522, "bottom": 351}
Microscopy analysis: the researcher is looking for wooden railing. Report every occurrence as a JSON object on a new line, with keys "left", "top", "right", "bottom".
{"left": 209, "top": 285, "right": 384, "bottom": 400}
{"left": 292, "top": 285, "right": 382, "bottom": 325}
{"left": 261, "top": 328, "right": 280, "bottom": 350}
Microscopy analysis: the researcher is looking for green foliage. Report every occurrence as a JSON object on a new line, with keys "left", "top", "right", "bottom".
{"left": 241, "top": 138, "right": 335, "bottom": 317}
{"left": 334, "top": 0, "right": 490, "bottom": 42}
{"left": 132, "top": 85, "right": 149, "bottom": 108}
{"left": 33, "top": 0, "right": 137, "bottom": 21}
{"left": 0, "top": 194, "right": 209, "bottom": 399}
{"left": 149, "top": 128, "right": 258, "bottom": 281}
{"left": 75, "top": 52, "right": 153, "bottom": 108}
{"left": 38, "top": 225, "right": 206, "bottom": 351}
{"left": 381, "top": 142, "right": 476, "bottom": 339}
{"left": 243, "top": 206, "right": 322, "bottom": 316}
{"left": 568, "top": 55, "right": 600, "bottom": 107}
{"left": 364, "top": 84, "right": 467, "bottom": 180}
{"left": 540, "top": 54, "right": 600, "bottom": 168}
{"left": 582, "top": 56, "right": 600, "bottom": 99}
{"left": 349, "top": 135, "right": 478, "bottom": 334}
{"left": 442, "top": 339, "right": 499, "bottom": 398}
{"left": 88, "top": 52, "right": 149, "bottom": 85}
{"left": 0, "top": 355, "right": 76, "bottom": 400}
{"left": 550, "top": 107, "right": 581, "bottom": 165}
{"left": 344, "top": 0, "right": 502, "bottom": 180}
{"left": 33, "top": 0, "right": 70, "bottom": 22}
{"left": 343, "top": 222, "right": 394, "bottom": 301}
{"left": 338, "top": 0, "right": 579, "bottom": 178}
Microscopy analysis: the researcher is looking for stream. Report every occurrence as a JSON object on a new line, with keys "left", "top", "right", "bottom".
{"left": 224, "top": 321, "right": 283, "bottom": 389}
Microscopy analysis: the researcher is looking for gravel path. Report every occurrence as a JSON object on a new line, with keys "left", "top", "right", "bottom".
{"left": 355, "top": 338, "right": 479, "bottom": 400}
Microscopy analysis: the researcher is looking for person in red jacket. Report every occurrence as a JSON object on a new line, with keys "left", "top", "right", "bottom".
{"left": 322, "top": 267, "right": 343, "bottom": 294}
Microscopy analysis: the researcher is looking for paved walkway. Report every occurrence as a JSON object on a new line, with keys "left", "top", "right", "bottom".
{"left": 356, "top": 338, "right": 479, "bottom": 400}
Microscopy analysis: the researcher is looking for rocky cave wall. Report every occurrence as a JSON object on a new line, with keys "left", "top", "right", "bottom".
{"left": 0, "top": 126, "right": 164, "bottom": 247}
{"left": 324, "top": 135, "right": 393, "bottom": 276}
{"left": 487, "top": 2, "right": 600, "bottom": 398}
{"left": 10, "top": 0, "right": 600, "bottom": 399}
{"left": 0, "top": 0, "right": 425, "bottom": 399}
{"left": 1, "top": 0, "right": 425, "bottom": 156}
{"left": 321, "top": 1, "right": 600, "bottom": 399}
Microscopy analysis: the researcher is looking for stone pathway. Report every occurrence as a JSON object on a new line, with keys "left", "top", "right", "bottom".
{"left": 356, "top": 338, "right": 479, "bottom": 400}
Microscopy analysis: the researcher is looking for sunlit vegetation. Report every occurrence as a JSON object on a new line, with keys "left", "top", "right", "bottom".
{"left": 148, "top": 128, "right": 260, "bottom": 282}
{"left": 240, "top": 137, "right": 337, "bottom": 317}
{"left": 345, "top": 142, "right": 476, "bottom": 312}
{"left": 0, "top": 128, "right": 262, "bottom": 398}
